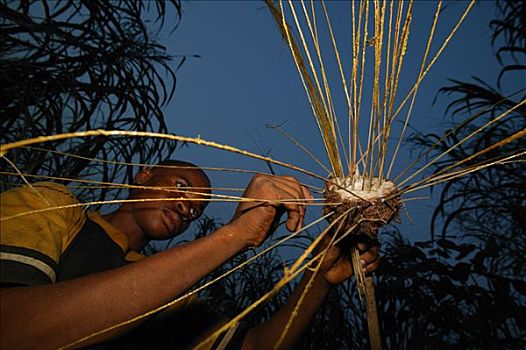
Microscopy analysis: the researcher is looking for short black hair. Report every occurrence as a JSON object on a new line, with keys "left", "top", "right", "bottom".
{"left": 156, "top": 159, "right": 201, "bottom": 169}
{"left": 133, "top": 159, "right": 211, "bottom": 187}
{"left": 154, "top": 159, "right": 210, "bottom": 185}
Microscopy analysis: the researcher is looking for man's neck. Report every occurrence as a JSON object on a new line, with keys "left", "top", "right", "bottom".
{"left": 102, "top": 208, "right": 148, "bottom": 252}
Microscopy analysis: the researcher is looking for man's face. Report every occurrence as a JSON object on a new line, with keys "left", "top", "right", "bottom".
{"left": 129, "top": 166, "right": 211, "bottom": 240}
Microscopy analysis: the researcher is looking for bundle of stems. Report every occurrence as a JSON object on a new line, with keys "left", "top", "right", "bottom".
{"left": 264, "top": 1, "right": 474, "bottom": 349}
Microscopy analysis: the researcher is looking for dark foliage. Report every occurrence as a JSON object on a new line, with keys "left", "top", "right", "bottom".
{"left": 0, "top": 0, "right": 183, "bottom": 203}
{"left": 491, "top": 0, "right": 526, "bottom": 85}
{"left": 375, "top": 233, "right": 526, "bottom": 350}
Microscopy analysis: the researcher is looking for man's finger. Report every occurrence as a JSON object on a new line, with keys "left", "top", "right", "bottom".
{"left": 364, "top": 256, "right": 381, "bottom": 274}
{"left": 360, "top": 245, "right": 380, "bottom": 264}
{"left": 298, "top": 185, "right": 313, "bottom": 229}
{"left": 270, "top": 176, "right": 308, "bottom": 232}
{"left": 357, "top": 243, "right": 368, "bottom": 251}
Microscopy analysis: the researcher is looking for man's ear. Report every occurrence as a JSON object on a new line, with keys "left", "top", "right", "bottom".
{"left": 135, "top": 168, "right": 153, "bottom": 185}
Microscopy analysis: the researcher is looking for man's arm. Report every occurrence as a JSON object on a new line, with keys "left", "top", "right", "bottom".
{"left": 1, "top": 174, "right": 308, "bottom": 350}
{"left": 240, "top": 241, "right": 380, "bottom": 350}
{"left": 1, "top": 224, "right": 248, "bottom": 349}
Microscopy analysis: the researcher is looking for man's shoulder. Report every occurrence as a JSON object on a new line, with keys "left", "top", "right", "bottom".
{"left": 2, "top": 181, "right": 80, "bottom": 206}
{"left": 26, "top": 181, "right": 76, "bottom": 197}
{"left": 0, "top": 182, "right": 87, "bottom": 286}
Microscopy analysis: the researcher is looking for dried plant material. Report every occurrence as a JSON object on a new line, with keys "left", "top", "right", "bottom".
{"left": 323, "top": 175, "right": 400, "bottom": 238}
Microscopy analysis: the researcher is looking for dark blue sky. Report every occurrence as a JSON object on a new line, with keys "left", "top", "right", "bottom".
{"left": 154, "top": 1, "right": 522, "bottom": 245}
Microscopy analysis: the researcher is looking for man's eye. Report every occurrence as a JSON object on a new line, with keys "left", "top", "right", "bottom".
{"left": 176, "top": 182, "right": 185, "bottom": 189}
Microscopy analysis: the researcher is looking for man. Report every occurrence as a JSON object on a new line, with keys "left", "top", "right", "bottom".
{"left": 0, "top": 160, "right": 379, "bottom": 349}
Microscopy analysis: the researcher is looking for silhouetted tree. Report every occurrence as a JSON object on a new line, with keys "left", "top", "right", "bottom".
{"left": 375, "top": 232, "right": 525, "bottom": 350}
{"left": 0, "top": 0, "right": 183, "bottom": 203}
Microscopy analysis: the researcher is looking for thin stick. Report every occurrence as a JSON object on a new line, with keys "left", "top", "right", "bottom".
{"left": 23, "top": 145, "right": 302, "bottom": 178}
{"left": 305, "top": 1, "right": 350, "bottom": 173}
{"left": 385, "top": 0, "right": 476, "bottom": 171}
{"left": 291, "top": 0, "right": 343, "bottom": 176}
{"left": 286, "top": 0, "right": 342, "bottom": 176}
{"left": 382, "top": 0, "right": 439, "bottom": 181}
{"left": 0, "top": 172, "right": 326, "bottom": 194}
{"left": 321, "top": 1, "right": 353, "bottom": 173}
{"left": 1, "top": 156, "right": 53, "bottom": 206}
{"left": 429, "top": 128, "right": 526, "bottom": 181}
{"left": 392, "top": 88, "right": 526, "bottom": 183}
{"left": 365, "top": 277, "right": 382, "bottom": 350}
{"left": 377, "top": 0, "right": 413, "bottom": 181}
{"left": 398, "top": 99, "right": 526, "bottom": 187}
{"left": 355, "top": 1, "right": 369, "bottom": 177}
{"left": 267, "top": 0, "right": 342, "bottom": 176}
{"left": 0, "top": 130, "right": 326, "bottom": 181}
{"left": 378, "top": 0, "right": 395, "bottom": 184}
{"left": 273, "top": 221, "right": 342, "bottom": 349}
{"left": 0, "top": 195, "right": 337, "bottom": 223}
{"left": 266, "top": 123, "right": 331, "bottom": 175}
{"left": 399, "top": 150, "right": 526, "bottom": 196}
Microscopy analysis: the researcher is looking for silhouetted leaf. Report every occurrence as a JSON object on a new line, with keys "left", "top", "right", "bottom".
{"left": 414, "top": 241, "right": 433, "bottom": 248}
{"left": 452, "top": 262, "right": 471, "bottom": 282}
{"left": 512, "top": 280, "right": 526, "bottom": 296}
{"left": 483, "top": 237, "right": 499, "bottom": 257}
{"left": 429, "top": 248, "right": 450, "bottom": 259}
{"left": 472, "top": 251, "right": 487, "bottom": 272}
{"left": 455, "top": 243, "right": 476, "bottom": 260}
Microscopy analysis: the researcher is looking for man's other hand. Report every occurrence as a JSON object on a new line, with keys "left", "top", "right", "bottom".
{"left": 317, "top": 238, "right": 380, "bottom": 286}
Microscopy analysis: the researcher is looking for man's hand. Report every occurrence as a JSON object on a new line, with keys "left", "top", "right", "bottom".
{"left": 239, "top": 232, "right": 380, "bottom": 349}
{"left": 228, "top": 174, "right": 312, "bottom": 249}
{"left": 316, "top": 237, "right": 380, "bottom": 286}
